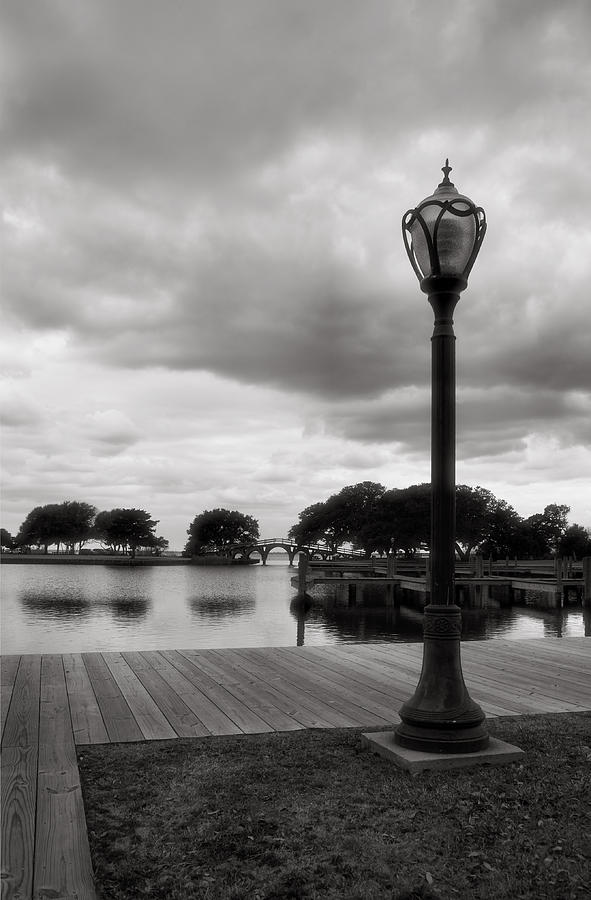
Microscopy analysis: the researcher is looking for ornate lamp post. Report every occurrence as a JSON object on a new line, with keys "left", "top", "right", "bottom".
{"left": 396, "top": 161, "right": 489, "bottom": 753}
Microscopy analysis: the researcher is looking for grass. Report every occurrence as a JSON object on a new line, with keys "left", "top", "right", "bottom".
{"left": 79, "top": 713, "right": 591, "bottom": 900}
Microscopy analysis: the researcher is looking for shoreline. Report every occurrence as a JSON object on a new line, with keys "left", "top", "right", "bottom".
{"left": 0, "top": 553, "right": 259, "bottom": 566}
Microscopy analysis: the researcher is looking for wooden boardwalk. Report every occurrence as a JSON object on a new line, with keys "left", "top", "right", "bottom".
{"left": 1, "top": 638, "right": 590, "bottom": 899}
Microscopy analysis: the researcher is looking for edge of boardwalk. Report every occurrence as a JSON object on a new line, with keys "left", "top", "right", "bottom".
{"left": 1, "top": 637, "right": 590, "bottom": 900}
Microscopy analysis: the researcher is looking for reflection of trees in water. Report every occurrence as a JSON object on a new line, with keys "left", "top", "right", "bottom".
{"left": 19, "top": 589, "right": 149, "bottom": 622}
{"left": 19, "top": 590, "right": 90, "bottom": 619}
{"left": 290, "top": 593, "right": 424, "bottom": 643}
{"left": 107, "top": 596, "right": 150, "bottom": 621}
{"left": 295, "top": 588, "right": 588, "bottom": 644}
{"left": 188, "top": 594, "right": 255, "bottom": 621}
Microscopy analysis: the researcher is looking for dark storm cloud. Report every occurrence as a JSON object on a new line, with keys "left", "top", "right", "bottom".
{"left": 4, "top": 0, "right": 589, "bottom": 188}
{"left": 80, "top": 249, "right": 425, "bottom": 398}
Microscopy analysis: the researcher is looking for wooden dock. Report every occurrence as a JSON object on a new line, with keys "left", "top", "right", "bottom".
{"left": 294, "top": 556, "right": 590, "bottom": 607}
{"left": 1, "top": 638, "right": 590, "bottom": 899}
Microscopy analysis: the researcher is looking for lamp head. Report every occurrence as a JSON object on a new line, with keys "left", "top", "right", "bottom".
{"left": 402, "top": 160, "right": 486, "bottom": 294}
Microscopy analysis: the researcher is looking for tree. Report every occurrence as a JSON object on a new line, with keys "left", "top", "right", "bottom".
{"left": 515, "top": 504, "right": 571, "bottom": 558}
{"left": 58, "top": 501, "right": 97, "bottom": 552}
{"left": 330, "top": 481, "right": 385, "bottom": 553}
{"left": 94, "top": 508, "right": 161, "bottom": 558}
{"left": 455, "top": 486, "right": 519, "bottom": 560}
{"left": 289, "top": 483, "right": 385, "bottom": 554}
{"left": 478, "top": 502, "right": 523, "bottom": 559}
{"left": 382, "top": 484, "right": 431, "bottom": 556}
{"left": 149, "top": 535, "right": 170, "bottom": 556}
{"left": 558, "top": 524, "right": 591, "bottom": 559}
{"left": 16, "top": 504, "right": 62, "bottom": 553}
{"left": 538, "top": 504, "right": 570, "bottom": 554}
{"left": 1, "top": 528, "right": 14, "bottom": 551}
{"left": 15, "top": 501, "right": 97, "bottom": 553}
{"left": 185, "top": 509, "right": 260, "bottom": 555}
{"left": 330, "top": 483, "right": 432, "bottom": 558}
{"left": 288, "top": 501, "right": 335, "bottom": 550}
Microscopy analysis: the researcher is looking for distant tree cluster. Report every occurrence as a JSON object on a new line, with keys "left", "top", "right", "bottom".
{"left": 288, "top": 481, "right": 591, "bottom": 560}
{"left": 2, "top": 501, "right": 168, "bottom": 558}
{"left": 185, "top": 508, "right": 259, "bottom": 556}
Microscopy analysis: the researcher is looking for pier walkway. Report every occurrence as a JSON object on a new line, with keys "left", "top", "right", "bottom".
{"left": 2, "top": 638, "right": 590, "bottom": 899}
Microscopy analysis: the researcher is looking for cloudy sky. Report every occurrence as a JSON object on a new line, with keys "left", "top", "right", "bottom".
{"left": 2, "top": 0, "right": 590, "bottom": 550}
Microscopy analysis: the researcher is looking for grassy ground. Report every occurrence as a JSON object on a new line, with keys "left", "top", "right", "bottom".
{"left": 79, "top": 713, "right": 591, "bottom": 900}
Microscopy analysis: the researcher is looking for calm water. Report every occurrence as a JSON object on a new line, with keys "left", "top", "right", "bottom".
{"left": 1, "top": 558, "right": 588, "bottom": 655}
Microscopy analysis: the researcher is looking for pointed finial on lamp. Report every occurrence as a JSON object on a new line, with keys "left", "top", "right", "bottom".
{"left": 439, "top": 158, "right": 453, "bottom": 187}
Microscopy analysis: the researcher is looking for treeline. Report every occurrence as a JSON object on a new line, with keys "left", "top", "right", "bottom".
{"left": 287, "top": 482, "right": 591, "bottom": 560}
{"left": 1, "top": 501, "right": 168, "bottom": 558}
{"left": 3, "top": 485, "right": 590, "bottom": 561}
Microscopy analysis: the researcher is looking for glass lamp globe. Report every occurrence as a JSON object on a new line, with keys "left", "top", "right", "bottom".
{"left": 402, "top": 161, "right": 486, "bottom": 290}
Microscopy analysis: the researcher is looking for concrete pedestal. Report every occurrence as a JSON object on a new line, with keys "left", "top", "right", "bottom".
{"left": 362, "top": 731, "right": 524, "bottom": 773}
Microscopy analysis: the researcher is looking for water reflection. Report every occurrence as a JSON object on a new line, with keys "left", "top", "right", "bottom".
{"left": 19, "top": 588, "right": 150, "bottom": 623}
{"left": 290, "top": 595, "right": 424, "bottom": 644}
{"left": 20, "top": 590, "right": 90, "bottom": 619}
{"left": 293, "top": 589, "right": 589, "bottom": 645}
{"left": 188, "top": 594, "right": 256, "bottom": 621}
{"left": 107, "top": 597, "right": 150, "bottom": 622}
{"left": 2, "top": 560, "right": 588, "bottom": 655}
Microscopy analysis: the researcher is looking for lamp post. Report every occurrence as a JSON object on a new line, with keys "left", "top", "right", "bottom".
{"left": 396, "top": 161, "right": 489, "bottom": 754}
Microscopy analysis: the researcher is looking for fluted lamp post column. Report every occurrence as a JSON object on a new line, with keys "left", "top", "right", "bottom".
{"left": 396, "top": 161, "right": 488, "bottom": 754}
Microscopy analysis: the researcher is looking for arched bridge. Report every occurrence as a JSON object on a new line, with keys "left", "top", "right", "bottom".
{"left": 221, "top": 539, "right": 366, "bottom": 566}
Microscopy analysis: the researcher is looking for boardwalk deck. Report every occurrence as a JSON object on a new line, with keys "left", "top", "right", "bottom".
{"left": 1, "top": 637, "right": 590, "bottom": 899}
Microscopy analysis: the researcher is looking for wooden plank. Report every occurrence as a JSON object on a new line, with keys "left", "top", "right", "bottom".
{"left": 459, "top": 660, "right": 590, "bottom": 712}
{"left": 168, "top": 650, "right": 273, "bottom": 734}
{"left": 459, "top": 640, "right": 591, "bottom": 685}
{"left": 122, "top": 652, "right": 210, "bottom": 738}
{"left": 180, "top": 649, "right": 301, "bottom": 732}
{"left": 486, "top": 639, "right": 591, "bottom": 670}
{"left": 1, "top": 655, "right": 21, "bottom": 740}
{"left": 82, "top": 652, "right": 143, "bottom": 743}
{"left": 262, "top": 647, "right": 397, "bottom": 726}
{"left": 340, "top": 641, "right": 591, "bottom": 713}
{"left": 350, "top": 643, "right": 578, "bottom": 715}
{"left": 337, "top": 645, "right": 521, "bottom": 718}
{"left": 34, "top": 655, "right": 98, "bottom": 899}
{"left": 231, "top": 648, "right": 360, "bottom": 728}
{"left": 304, "top": 646, "right": 539, "bottom": 719}
{"left": 205, "top": 649, "right": 318, "bottom": 730}
{"left": 293, "top": 645, "right": 416, "bottom": 700}
{"left": 143, "top": 651, "right": 243, "bottom": 735}
{"left": 1, "top": 747, "right": 38, "bottom": 900}
{"left": 458, "top": 647, "right": 591, "bottom": 704}
{"left": 63, "top": 653, "right": 109, "bottom": 745}
{"left": 1, "top": 654, "right": 41, "bottom": 900}
{"left": 312, "top": 645, "right": 422, "bottom": 693}
{"left": 102, "top": 653, "right": 177, "bottom": 741}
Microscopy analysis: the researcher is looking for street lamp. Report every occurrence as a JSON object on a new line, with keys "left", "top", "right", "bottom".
{"left": 396, "top": 161, "right": 489, "bottom": 753}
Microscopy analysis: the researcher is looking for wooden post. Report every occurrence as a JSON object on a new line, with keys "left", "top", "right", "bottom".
{"left": 555, "top": 558, "right": 563, "bottom": 608}
{"left": 583, "top": 557, "right": 591, "bottom": 607}
{"left": 387, "top": 554, "right": 396, "bottom": 577}
{"left": 297, "top": 553, "right": 308, "bottom": 596}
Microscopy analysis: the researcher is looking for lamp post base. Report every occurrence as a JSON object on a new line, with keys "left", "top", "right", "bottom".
{"left": 394, "top": 604, "right": 488, "bottom": 754}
